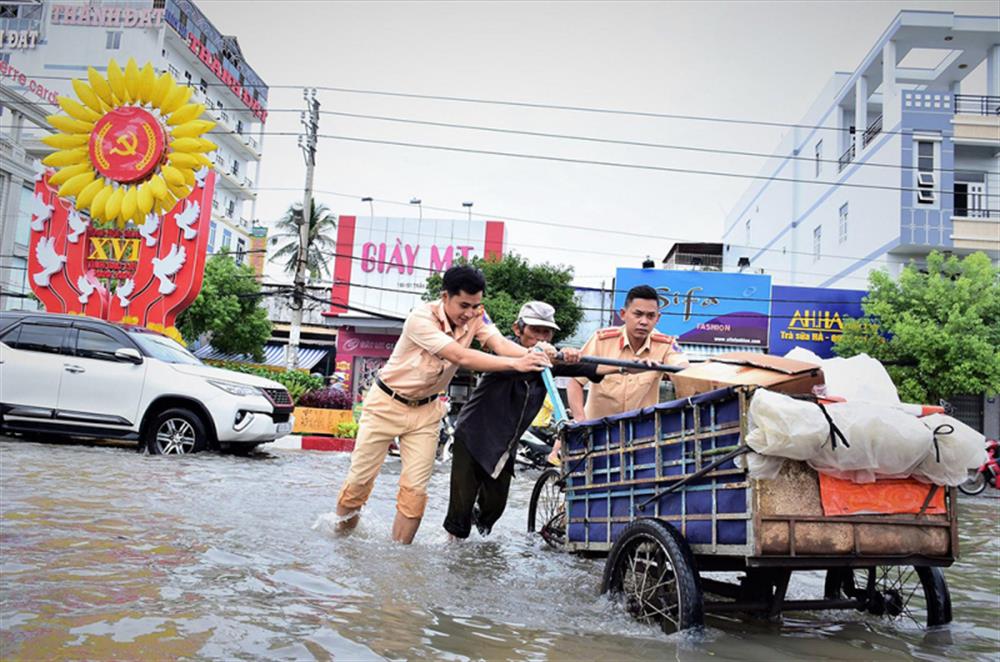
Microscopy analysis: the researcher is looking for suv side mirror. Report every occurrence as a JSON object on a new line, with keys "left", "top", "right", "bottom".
{"left": 115, "top": 348, "right": 144, "bottom": 364}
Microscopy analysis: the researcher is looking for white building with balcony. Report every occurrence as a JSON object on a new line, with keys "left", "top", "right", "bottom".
{"left": 0, "top": 0, "right": 267, "bottom": 310}
{"left": 722, "top": 10, "right": 999, "bottom": 289}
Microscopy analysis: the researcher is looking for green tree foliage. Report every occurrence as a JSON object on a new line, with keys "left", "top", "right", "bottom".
{"left": 177, "top": 253, "right": 272, "bottom": 361}
{"left": 834, "top": 251, "right": 1000, "bottom": 402}
{"left": 422, "top": 254, "right": 582, "bottom": 343}
{"left": 269, "top": 200, "right": 338, "bottom": 281}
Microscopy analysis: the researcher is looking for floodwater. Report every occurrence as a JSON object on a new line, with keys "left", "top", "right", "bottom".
{"left": 1, "top": 437, "right": 998, "bottom": 661}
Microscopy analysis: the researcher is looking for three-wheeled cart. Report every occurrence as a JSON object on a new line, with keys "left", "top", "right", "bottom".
{"left": 527, "top": 386, "right": 957, "bottom": 633}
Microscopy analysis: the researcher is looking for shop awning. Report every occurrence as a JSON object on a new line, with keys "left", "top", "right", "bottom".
{"left": 679, "top": 343, "right": 766, "bottom": 362}
{"left": 193, "top": 343, "right": 329, "bottom": 371}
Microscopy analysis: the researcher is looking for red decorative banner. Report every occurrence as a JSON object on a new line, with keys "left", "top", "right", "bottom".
{"left": 28, "top": 169, "right": 215, "bottom": 341}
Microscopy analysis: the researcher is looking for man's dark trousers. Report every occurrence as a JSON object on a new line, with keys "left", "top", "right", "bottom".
{"left": 443, "top": 436, "right": 513, "bottom": 538}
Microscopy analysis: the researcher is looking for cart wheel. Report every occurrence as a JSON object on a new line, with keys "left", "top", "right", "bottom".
{"left": 823, "top": 566, "right": 952, "bottom": 627}
{"left": 601, "top": 519, "right": 704, "bottom": 634}
{"left": 527, "top": 468, "right": 565, "bottom": 548}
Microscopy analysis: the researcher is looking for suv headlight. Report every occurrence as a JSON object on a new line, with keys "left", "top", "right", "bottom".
{"left": 208, "top": 380, "right": 261, "bottom": 397}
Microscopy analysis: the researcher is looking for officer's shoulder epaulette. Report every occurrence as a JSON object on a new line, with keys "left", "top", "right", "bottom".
{"left": 650, "top": 332, "right": 674, "bottom": 343}
{"left": 596, "top": 327, "right": 621, "bottom": 340}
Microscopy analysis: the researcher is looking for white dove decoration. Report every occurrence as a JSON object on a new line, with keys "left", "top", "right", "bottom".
{"left": 28, "top": 193, "right": 54, "bottom": 232}
{"left": 66, "top": 208, "right": 89, "bottom": 243}
{"left": 32, "top": 237, "right": 66, "bottom": 287}
{"left": 76, "top": 274, "right": 97, "bottom": 304}
{"left": 152, "top": 244, "right": 186, "bottom": 295}
{"left": 194, "top": 166, "right": 209, "bottom": 189}
{"left": 116, "top": 278, "right": 135, "bottom": 308}
{"left": 139, "top": 212, "right": 160, "bottom": 247}
{"left": 174, "top": 201, "right": 200, "bottom": 240}
{"left": 32, "top": 160, "right": 48, "bottom": 182}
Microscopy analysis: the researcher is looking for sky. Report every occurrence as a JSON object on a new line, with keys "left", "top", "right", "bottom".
{"left": 197, "top": 0, "right": 997, "bottom": 287}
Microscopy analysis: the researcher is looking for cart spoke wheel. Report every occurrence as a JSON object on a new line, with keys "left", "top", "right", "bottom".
{"left": 602, "top": 519, "right": 703, "bottom": 635}
{"left": 823, "top": 565, "right": 952, "bottom": 628}
{"left": 528, "top": 468, "right": 566, "bottom": 549}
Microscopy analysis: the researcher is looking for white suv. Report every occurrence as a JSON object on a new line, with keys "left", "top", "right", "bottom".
{"left": 0, "top": 311, "right": 294, "bottom": 455}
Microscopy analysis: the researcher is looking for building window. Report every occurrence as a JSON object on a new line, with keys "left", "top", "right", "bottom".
{"left": 179, "top": 12, "right": 187, "bottom": 32}
{"left": 227, "top": 200, "right": 235, "bottom": 218}
{"left": 207, "top": 221, "right": 217, "bottom": 253}
{"left": 235, "top": 238, "right": 246, "bottom": 264}
{"left": 838, "top": 203, "right": 848, "bottom": 244}
{"left": 813, "top": 225, "right": 822, "bottom": 262}
{"left": 915, "top": 140, "right": 936, "bottom": 204}
{"left": 815, "top": 140, "right": 823, "bottom": 177}
{"left": 231, "top": 160, "right": 240, "bottom": 176}
{"left": 105, "top": 31, "right": 122, "bottom": 50}
{"left": 222, "top": 229, "right": 232, "bottom": 251}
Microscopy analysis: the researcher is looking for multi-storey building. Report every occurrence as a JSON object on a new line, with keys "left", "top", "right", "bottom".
{"left": 722, "top": 10, "right": 999, "bottom": 288}
{"left": 0, "top": 0, "right": 267, "bottom": 310}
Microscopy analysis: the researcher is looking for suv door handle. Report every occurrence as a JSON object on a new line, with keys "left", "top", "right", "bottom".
{"left": 64, "top": 364, "right": 85, "bottom": 374}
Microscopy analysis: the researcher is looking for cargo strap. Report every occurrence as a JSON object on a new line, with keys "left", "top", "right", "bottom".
{"left": 814, "top": 401, "right": 850, "bottom": 451}
{"left": 929, "top": 423, "right": 954, "bottom": 463}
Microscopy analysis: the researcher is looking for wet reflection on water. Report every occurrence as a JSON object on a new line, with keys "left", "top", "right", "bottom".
{"left": 1, "top": 439, "right": 997, "bottom": 660}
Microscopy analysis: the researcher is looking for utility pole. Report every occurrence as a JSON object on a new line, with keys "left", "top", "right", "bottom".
{"left": 286, "top": 88, "right": 319, "bottom": 370}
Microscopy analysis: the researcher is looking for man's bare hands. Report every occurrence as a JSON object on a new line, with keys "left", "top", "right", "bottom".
{"left": 625, "top": 359, "right": 661, "bottom": 374}
{"left": 534, "top": 341, "right": 558, "bottom": 360}
{"left": 557, "top": 347, "right": 582, "bottom": 363}
{"left": 512, "top": 351, "right": 552, "bottom": 372}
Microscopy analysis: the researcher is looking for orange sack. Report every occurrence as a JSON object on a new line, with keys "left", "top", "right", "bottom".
{"left": 819, "top": 472, "right": 946, "bottom": 516}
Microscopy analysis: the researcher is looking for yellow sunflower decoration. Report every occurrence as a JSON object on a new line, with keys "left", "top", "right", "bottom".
{"left": 42, "top": 57, "right": 217, "bottom": 227}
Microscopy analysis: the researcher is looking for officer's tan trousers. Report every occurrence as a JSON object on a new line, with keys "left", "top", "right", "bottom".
{"left": 337, "top": 386, "right": 444, "bottom": 519}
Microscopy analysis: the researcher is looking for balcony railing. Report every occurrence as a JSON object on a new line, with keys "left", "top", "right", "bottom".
{"left": 953, "top": 208, "right": 999, "bottom": 220}
{"left": 838, "top": 141, "right": 855, "bottom": 172}
{"left": 954, "top": 95, "right": 1000, "bottom": 116}
{"left": 862, "top": 114, "right": 883, "bottom": 148}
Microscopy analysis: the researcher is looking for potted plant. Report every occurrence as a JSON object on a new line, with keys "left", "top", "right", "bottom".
{"left": 292, "top": 387, "right": 355, "bottom": 436}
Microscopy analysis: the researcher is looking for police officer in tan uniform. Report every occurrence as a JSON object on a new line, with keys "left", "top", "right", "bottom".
{"left": 566, "top": 284, "right": 690, "bottom": 422}
{"left": 336, "top": 265, "right": 555, "bottom": 544}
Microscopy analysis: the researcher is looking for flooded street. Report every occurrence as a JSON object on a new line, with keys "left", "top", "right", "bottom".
{"left": 1, "top": 437, "right": 998, "bottom": 661}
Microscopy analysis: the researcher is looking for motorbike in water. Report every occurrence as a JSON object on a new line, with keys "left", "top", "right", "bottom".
{"left": 515, "top": 426, "right": 557, "bottom": 470}
{"left": 959, "top": 438, "right": 999, "bottom": 496}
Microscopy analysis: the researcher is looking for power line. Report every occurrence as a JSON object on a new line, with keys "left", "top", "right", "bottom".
{"left": 309, "top": 132, "right": 960, "bottom": 196}
{"left": 8, "top": 76, "right": 958, "bottom": 137}
{"left": 4, "top": 105, "right": 968, "bottom": 175}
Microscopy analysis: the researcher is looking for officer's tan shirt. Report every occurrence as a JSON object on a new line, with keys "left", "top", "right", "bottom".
{"left": 378, "top": 301, "right": 500, "bottom": 400}
{"left": 576, "top": 326, "right": 687, "bottom": 420}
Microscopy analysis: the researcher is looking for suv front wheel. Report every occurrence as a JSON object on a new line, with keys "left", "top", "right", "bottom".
{"left": 145, "top": 408, "right": 208, "bottom": 455}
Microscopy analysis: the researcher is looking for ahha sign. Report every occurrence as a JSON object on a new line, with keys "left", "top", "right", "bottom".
{"left": 614, "top": 268, "right": 772, "bottom": 346}
{"left": 768, "top": 285, "right": 866, "bottom": 358}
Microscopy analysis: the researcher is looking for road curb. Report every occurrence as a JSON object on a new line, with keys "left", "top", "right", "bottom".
{"left": 270, "top": 435, "right": 355, "bottom": 452}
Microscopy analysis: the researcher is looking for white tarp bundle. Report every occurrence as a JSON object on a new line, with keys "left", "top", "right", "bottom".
{"left": 783, "top": 348, "right": 901, "bottom": 405}
{"left": 913, "top": 414, "right": 988, "bottom": 486}
{"left": 745, "top": 389, "right": 981, "bottom": 485}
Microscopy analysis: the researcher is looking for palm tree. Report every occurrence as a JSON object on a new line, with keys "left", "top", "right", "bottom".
{"left": 269, "top": 201, "right": 337, "bottom": 281}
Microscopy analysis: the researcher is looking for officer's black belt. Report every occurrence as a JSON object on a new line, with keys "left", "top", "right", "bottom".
{"left": 376, "top": 378, "right": 438, "bottom": 407}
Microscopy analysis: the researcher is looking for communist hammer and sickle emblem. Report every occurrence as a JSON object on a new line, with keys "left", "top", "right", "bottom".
{"left": 110, "top": 131, "right": 139, "bottom": 157}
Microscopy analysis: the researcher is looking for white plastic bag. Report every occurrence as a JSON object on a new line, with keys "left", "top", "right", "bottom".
{"left": 912, "top": 414, "right": 988, "bottom": 486}
{"left": 807, "top": 402, "right": 933, "bottom": 483}
{"left": 734, "top": 445, "right": 786, "bottom": 480}
{"left": 746, "top": 389, "right": 829, "bottom": 460}
{"left": 783, "top": 348, "right": 900, "bottom": 405}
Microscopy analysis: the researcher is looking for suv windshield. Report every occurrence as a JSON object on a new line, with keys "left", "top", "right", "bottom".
{"left": 128, "top": 331, "right": 202, "bottom": 365}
